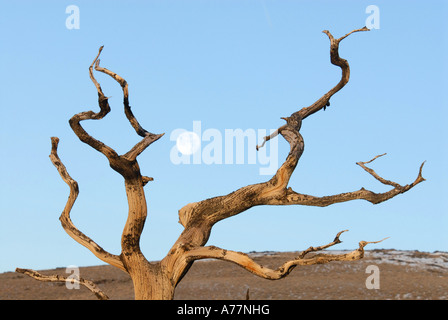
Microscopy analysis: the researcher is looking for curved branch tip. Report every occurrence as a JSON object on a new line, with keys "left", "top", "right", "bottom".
{"left": 333, "top": 229, "right": 349, "bottom": 242}
{"left": 418, "top": 161, "right": 426, "bottom": 181}
{"left": 360, "top": 236, "right": 389, "bottom": 249}
{"left": 357, "top": 153, "right": 387, "bottom": 166}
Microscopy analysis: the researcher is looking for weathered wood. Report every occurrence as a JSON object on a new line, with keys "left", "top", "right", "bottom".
{"left": 15, "top": 268, "right": 109, "bottom": 300}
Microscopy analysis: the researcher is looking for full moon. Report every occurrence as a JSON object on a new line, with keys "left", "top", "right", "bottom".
{"left": 176, "top": 131, "right": 200, "bottom": 155}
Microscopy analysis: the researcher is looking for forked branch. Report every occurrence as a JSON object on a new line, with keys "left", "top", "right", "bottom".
{"left": 68, "top": 48, "right": 118, "bottom": 160}
{"left": 296, "top": 26, "right": 369, "bottom": 120}
{"left": 69, "top": 46, "right": 163, "bottom": 164}
{"left": 356, "top": 153, "right": 426, "bottom": 189}
{"left": 93, "top": 52, "right": 148, "bottom": 138}
{"left": 184, "top": 231, "right": 387, "bottom": 280}
{"left": 93, "top": 49, "right": 164, "bottom": 161}
{"left": 271, "top": 153, "right": 426, "bottom": 207}
{"left": 173, "top": 26, "right": 425, "bottom": 234}
{"left": 167, "top": 28, "right": 424, "bottom": 287}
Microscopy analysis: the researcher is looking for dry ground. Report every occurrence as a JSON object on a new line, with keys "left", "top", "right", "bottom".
{"left": 1, "top": 249, "right": 447, "bottom": 300}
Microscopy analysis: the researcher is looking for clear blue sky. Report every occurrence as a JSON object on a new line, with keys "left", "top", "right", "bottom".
{"left": 1, "top": 1, "right": 447, "bottom": 273}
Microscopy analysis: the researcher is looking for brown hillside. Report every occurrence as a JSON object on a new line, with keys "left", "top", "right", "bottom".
{"left": 1, "top": 250, "right": 447, "bottom": 300}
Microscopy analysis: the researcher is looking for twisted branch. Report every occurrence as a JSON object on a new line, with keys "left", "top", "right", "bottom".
{"left": 165, "top": 28, "right": 424, "bottom": 287}
{"left": 68, "top": 47, "right": 118, "bottom": 160}
{"left": 49, "top": 137, "right": 126, "bottom": 271}
{"left": 93, "top": 49, "right": 164, "bottom": 161}
{"left": 257, "top": 26, "right": 369, "bottom": 150}
{"left": 94, "top": 54, "right": 147, "bottom": 137}
{"left": 176, "top": 27, "right": 370, "bottom": 232}
{"left": 184, "top": 231, "right": 387, "bottom": 280}
{"left": 70, "top": 46, "right": 163, "bottom": 164}
{"left": 269, "top": 153, "right": 426, "bottom": 207}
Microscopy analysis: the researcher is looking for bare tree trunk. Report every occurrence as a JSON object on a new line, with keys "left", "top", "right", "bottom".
{"left": 16, "top": 27, "right": 425, "bottom": 300}
{"left": 127, "top": 261, "right": 174, "bottom": 300}
{"left": 120, "top": 178, "right": 175, "bottom": 300}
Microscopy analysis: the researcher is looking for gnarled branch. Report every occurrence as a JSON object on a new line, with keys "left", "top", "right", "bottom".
{"left": 257, "top": 26, "right": 369, "bottom": 150}
{"left": 268, "top": 153, "right": 426, "bottom": 207}
{"left": 69, "top": 47, "right": 118, "bottom": 160}
{"left": 15, "top": 268, "right": 109, "bottom": 300}
{"left": 183, "top": 231, "right": 387, "bottom": 280}
{"left": 93, "top": 50, "right": 164, "bottom": 162}
{"left": 93, "top": 55, "right": 148, "bottom": 138}
{"left": 165, "top": 27, "right": 424, "bottom": 287}
{"left": 176, "top": 27, "right": 368, "bottom": 232}
{"left": 295, "top": 26, "right": 370, "bottom": 120}
{"left": 49, "top": 137, "right": 126, "bottom": 272}
{"left": 69, "top": 46, "right": 163, "bottom": 164}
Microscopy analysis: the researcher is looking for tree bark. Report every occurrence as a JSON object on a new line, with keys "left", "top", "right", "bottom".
{"left": 120, "top": 178, "right": 175, "bottom": 300}
{"left": 17, "top": 27, "right": 425, "bottom": 300}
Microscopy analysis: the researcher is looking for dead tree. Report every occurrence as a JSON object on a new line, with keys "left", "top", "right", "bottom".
{"left": 17, "top": 27, "right": 425, "bottom": 300}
